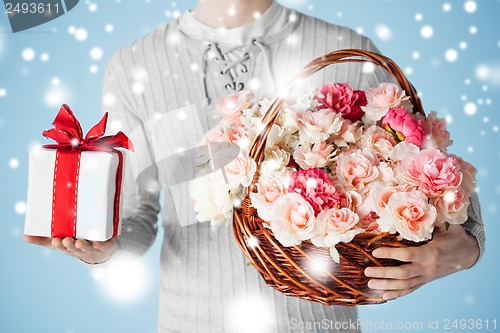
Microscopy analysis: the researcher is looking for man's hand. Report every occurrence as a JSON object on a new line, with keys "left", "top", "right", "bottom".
{"left": 364, "top": 224, "right": 480, "bottom": 300}
{"left": 24, "top": 235, "right": 116, "bottom": 265}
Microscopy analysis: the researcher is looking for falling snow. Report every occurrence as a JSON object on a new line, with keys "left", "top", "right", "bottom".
{"left": 22, "top": 48, "right": 35, "bottom": 62}
{"left": 104, "top": 24, "right": 114, "bottom": 33}
{"left": 475, "top": 64, "right": 500, "bottom": 87}
{"left": 464, "top": 1, "right": 478, "bottom": 14}
{"left": 40, "top": 53, "right": 50, "bottom": 62}
{"left": 89, "top": 65, "right": 99, "bottom": 74}
{"left": 464, "top": 102, "right": 478, "bottom": 116}
{"left": 45, "top": 85, "right": 70, "bottom": 107}
{"left": 90, "top": 47, "right": 103, "bottom": 60}
{"left": 421, "top": 25, "right": 434, "bottom": 39}
{"left": 14, "top": 201, "right": 26, "bottom": 214}
{"left": 88, "top": 2, "right": 98, "bottom": 12}
{"left": 8, "top": 158, "right": 19, "bottom": 169}
{"left": 445, "top": 49, "right": 458, "bottom": 62}
{"left": 375, "top": 24, "right": 393, "bottom": 41}
{"left": 91, "top": 255, "right": 151, "bottom": 304}
{"left": 0, "top": 1, "right": 498, "bottom": 331}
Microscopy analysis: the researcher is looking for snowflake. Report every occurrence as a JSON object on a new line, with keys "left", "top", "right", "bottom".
{"left": 8, "top": 158, "right": 19, "bottom": 169}
{"left": 375, "top": 24, "right": 392, "bottom": 41}
{"left": 464, "top": 1, "right": 477, "bottom": 14}
{"left": 22, "top": 48, "right": 35, "bottom": 62}
{"left": 445, "top": 49, "right": 458, "bottom": 62}
{"left": 421, "top": 25, "right": 434, "bottom": 39}
{"left": 104, "top": 24, "right": 114, "bottom": 33}
{"left": 40, "top": 53, "right": 50, "bottom": 62}
{"left": 15, "top": 201, "right": 26, "bottom": 214}
{"left": 464, "top": 102, "right": 478, "bottom": 116}
{"left": 90, "top": 47, "right": 103, "bottom": 60}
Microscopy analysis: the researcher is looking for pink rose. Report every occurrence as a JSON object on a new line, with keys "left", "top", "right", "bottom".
{"left": 316, "top": 82, "right": 367, "bottom": 122}
{"left": 362, "top": 82, "right": 411, "bottom": 123}
{"left": 270, "top": 193, "right": 318, "bottom": 246}
{"left": 451, "top": 154, "right": 477, "bottom": 194}
{"left": 420, "top": 111, "right": 453, "bottom": 150}
{"left": 369, "top": 182, "right": 400, "bottom": 218}
{"left": 214, "top": 91, "right": 254, "bottom": 120}
{"left": 250, "top": 174, "right": 287, "bottom": 222}
{"left": 361, "top": 125, "right": 398, "bottom": 160}
{"left": 402, "top": 148, "right": 463, "bottom": 198}
{"left": 335, "top": 149, "right": 380, "bottom": 193}
{"left": 357, "top": 212, "right": 382, "bottom": 234}
{"left": 311, "top": 208, "right": 363, "bottom": 248}
{"left": 432, "top": 188, "right": 469, "bottom": 225}
{"left": 378, "top": 190, "right": 437, "bottom": 242}
{"left": 335, "top": 184, "right": 363, "bottom": 211}
{"left": 221, "top": 152, "right": 257, "bottom": 190}
{"left": 382, "top": 107, "right": 424, "bottom": 148}
{"left": 288, "top": 168, "right": 340, "bottom": 215}
{"left": 293, "top": 142, "right": 335, "bottom": 169}
{"left": 298, "top": 108, "right": 343, "bottom": 143}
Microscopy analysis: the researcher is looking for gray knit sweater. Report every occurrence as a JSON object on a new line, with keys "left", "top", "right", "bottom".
{"left": 101, "top": 3, "right": 484, "bottom": 332}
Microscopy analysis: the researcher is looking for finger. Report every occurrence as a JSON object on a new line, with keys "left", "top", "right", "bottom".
{"left": 51, "top": 238, "right": 66, "bottom": 251}
{"left": 382, "top": 283, "right": 425, "bottom": 300}
{"left": 51, "top": 238, "right": 73, "bottom": 255}
{"left": 74, "top": 239, "right": 97, "bottom": 253}
{"left": 23, "top": 235, "right": 53, "bottom": 247}
{"left": 365, "top": 264, "right": 421, "bottom": 280}
{"left": 61, "top": 237, "right": 80, "bottom": 253}
{"left": 91, "top": 239, "right": 116, "bottom": 253}
{"left": 368, "top": 276, "right": 425, "bottom": 291}
{"left": 372, "top": 247, "right": 418, "bottom": 262}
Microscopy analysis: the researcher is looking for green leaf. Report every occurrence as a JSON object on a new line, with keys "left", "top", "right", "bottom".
{"left": 445, "top": 222, "right": 451, "bottom": 231}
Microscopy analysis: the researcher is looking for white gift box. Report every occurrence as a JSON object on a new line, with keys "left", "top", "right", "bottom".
{"left": 24, "top": 148, "right": 123, "bottom": 241}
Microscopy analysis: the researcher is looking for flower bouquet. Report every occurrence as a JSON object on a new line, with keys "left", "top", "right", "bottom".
{"left": 190, "top": 49, "right": 476, "bottom": 305}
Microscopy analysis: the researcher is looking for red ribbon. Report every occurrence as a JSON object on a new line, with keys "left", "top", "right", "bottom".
{"left": 43, "top": 104, "right": 134, "bottom": 239}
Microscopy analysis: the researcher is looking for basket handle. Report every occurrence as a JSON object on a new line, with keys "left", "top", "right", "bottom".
{"left": 248, "top": 49, "right": 424, "bottom": 191}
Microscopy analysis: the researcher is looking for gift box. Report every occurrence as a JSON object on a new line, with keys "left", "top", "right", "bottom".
{"left": 24, "top": 105, "right": 134, "bottom": 241}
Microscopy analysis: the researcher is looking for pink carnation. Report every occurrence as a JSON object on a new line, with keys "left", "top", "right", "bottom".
{"left": 403, "top": 148, "right": 463, "bottom": 198}
{"left": 419, "top": 111, "right": 453, "bottom": 150}
{"left": 288, "top": 168, "right": 340, "bottom": 215}
{"left": 382, "top": 107, "right": 424, "bottom": 148}
{"left": 316, "top": 82, "right": 367, "bottom": 122}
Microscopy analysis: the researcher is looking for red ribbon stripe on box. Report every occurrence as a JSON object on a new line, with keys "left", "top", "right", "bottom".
{"left": 42, "top": 104, "right": 134, "bottom": 239}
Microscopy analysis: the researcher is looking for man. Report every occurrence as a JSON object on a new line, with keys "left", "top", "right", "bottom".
{"left": 25, "top": 0, "right": 484, "bottom": 332}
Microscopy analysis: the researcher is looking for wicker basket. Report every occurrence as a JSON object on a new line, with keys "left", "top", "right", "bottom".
{"left": 233, "top": 49, "right": 427, "bottom": 306}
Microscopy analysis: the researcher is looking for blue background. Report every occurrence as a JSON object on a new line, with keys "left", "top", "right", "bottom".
{"left": 0, "top": 0, "right": 499, "bottom": 332}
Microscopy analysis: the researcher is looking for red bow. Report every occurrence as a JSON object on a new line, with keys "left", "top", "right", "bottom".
{"left": 43, "top": 104, "right": 134, "bottom": 152}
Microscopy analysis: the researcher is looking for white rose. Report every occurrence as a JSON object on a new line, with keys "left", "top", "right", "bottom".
{"left": 270, "top": 193, "right": 318, "bottom": 246}
{"left": 293, "top": 142, "right": 335, "bottom": 169}
{"left": 219, "top": 151, "right": 257, "bottom": 190}
{"left": 299, "top": 108, "right": 343, "bottom": 143}
{"left": 190, "top": 172, "right": 233, "bottom": 228}
{"left": 260, "top": 147, "right": 290, "bottom": 175}
{"left": 311, "top": 208, "right": 363, "bottom": 248}
{"left": 249, "top": 174, "right": 287, "bottom": 222}
{"left": 378, "top": 190, "right": 437, "bottom": 242}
